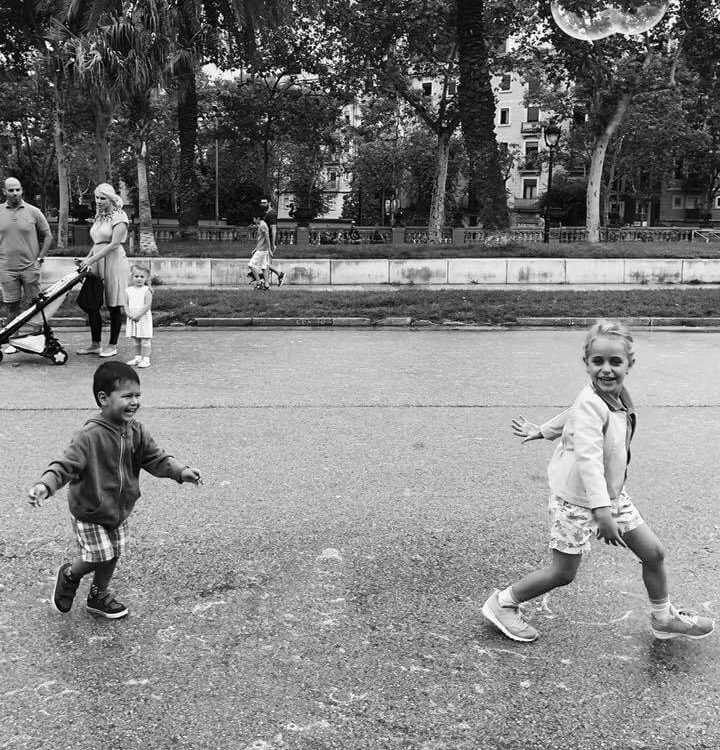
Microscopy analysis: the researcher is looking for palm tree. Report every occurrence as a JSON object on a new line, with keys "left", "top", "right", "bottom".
{"left": 15, "top": 1, "right": 122, "bottom": 247}
{"left": 66, "top": 0, "right": 174, "bottom": 254}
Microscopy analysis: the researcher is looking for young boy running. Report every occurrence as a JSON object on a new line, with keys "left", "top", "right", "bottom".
{"left": 29, "top": 361, "right": 202, "bottom": 619}
{"left": 483, "top": 320, "right": 714, "bottom": 643}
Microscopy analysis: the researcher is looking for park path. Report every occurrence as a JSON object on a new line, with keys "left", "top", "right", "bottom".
{"left": 1, "top": 329, "right": 719, "bottom": 749}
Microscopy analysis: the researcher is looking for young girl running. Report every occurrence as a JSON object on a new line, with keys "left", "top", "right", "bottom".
{"left": 483, "top": 320, "right": 714, "bottom": 643}
{"left": 125, "top": 265, "right": 153, "bottom": 368}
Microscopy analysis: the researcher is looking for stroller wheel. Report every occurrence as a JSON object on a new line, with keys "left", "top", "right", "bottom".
{"left": 51, "top": 349, "right": 68, "bottom": 366}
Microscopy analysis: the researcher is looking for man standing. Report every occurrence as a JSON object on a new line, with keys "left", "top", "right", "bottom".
{"left": 0, "top": 178, "right": 53, "bottom": 347}
{"left": 260, "top": 196, "right": 286, "bottom": 287}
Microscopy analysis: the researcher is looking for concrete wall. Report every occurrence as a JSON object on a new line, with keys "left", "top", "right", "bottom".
{"left": 39, "top": 256, "right": 720, "bottom": 287}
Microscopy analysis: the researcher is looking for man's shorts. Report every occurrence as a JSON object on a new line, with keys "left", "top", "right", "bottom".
{"left": 249, "top": 250, "right": 269, "bottom": 270}
{"left": 0, "top": 266, "right": 41, "bottom": 304}
{"left": 548, "top": 490, "right": 644, "bottom": 555}
{"left": 72, "top": 518, "right": 129, "bottom": 562}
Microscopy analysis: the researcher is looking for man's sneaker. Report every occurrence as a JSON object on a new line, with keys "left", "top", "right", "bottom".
{"left": 86, "top": 588, "right": 129, "bottom": 619}
{"left": 481, "top": 590, "right": 538, "bottom": 643}
{"left": 277, "top": 271, "right": 286, "bottom": 287}
{"left": 651, "top": 605, "right": 715, "bottom": 640}
{"left": 3, "top": 344, "right": 17, "bottom": 354}
{"left": 51, "top": 564, "right": 80, "bottom": 614}
{"left": 126, "top": 356, "right": 142, "bottom": 366}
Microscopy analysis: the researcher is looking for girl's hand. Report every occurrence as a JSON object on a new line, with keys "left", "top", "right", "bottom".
{"left": 181, "top": 467, "right": 203, "bottom": 486}
{"left": 593, "top": 508, "right": 626, "bottom": 547}
{"left": 511, "top": 415, "right": 543, "bottom": 442}
{"left": 28, "top": 484, "right": 49, "bottom": 508}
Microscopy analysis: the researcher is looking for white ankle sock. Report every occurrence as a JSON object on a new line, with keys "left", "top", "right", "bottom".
{"left": 498, "top": 586, "right": 519, "bottom": 608}
{"left": 650, "top": 598, "right": 671, "bottom": 620}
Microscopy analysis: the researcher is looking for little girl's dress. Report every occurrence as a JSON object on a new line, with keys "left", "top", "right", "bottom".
{"left": 125, "top": 286, "right": 153, "bottom": 338}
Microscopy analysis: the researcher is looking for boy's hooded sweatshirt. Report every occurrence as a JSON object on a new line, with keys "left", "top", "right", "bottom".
{"left": 38, "top": 416, "right": 185, "bottom": 529}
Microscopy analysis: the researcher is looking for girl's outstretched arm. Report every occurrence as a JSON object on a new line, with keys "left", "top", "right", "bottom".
{"left": 511, "top": 415, "right": 543, "bottom": 442}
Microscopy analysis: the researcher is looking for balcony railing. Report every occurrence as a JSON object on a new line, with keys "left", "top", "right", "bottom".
{"left": 520, "top": 121, "right": 542, "bottom": 134}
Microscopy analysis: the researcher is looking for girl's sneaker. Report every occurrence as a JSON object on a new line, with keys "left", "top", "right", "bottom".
{"left": 126, "top": 356, "right": 142, "bottom": 366}
{"left": 86, "top": 588, "right": 128, "bottom": 619}
{"left": 482, "top": 590, "right": 538, "bottom": 642}
{"left": 138, "top": 357, "right": 151, "bottom": 368}
{"left": 651, "top": 605, "right": 715, "bottom": 640}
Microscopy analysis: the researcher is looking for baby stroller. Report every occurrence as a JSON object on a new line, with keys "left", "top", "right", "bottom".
{"left": 0, "top": 268, "right": 88, "bottom": 365}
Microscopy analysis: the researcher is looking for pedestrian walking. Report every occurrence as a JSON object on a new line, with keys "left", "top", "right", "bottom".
{"left": 28, "top": 361, "right": 202, "bottom": 619}
{"left": 482, "top": 319, "right": 715, "bottom": 643}
{"left": 76, "top": 183, "right": 130, "bottom": 358}
{"left": 0, "top": 177, "right": 53, "bottom": 352}
{"left": 125, "top": 264, "right": 153, "bottom": 368}
{"left": 248, "top": 211, "right": 271, "bottom": 291}
{"left": 260, "top": 196, "right": 286, "bottom": 287}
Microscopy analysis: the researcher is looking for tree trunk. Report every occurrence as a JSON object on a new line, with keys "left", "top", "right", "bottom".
{"left": 456, "top": 0, "right": 509, "bottom": 229}
{"left": 91, "top": 92, "right": 114, "bottom": 183}
{"left": 176, "top": 59, "right": 199, "bottom": 238}
{"left": 427, "top": 129, "right": 452, "bottom": 243}
{"left": 587, "top": 93, "right": 632, "bottom": 243}
{"left": 136, "top": 140, "right": 158, "bottom": 255}
{"left": 52, "top": 68, "right": 70, "bottom": 250}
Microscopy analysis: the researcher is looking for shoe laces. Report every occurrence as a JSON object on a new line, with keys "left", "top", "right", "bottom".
{"left": 506, "top": 604, "right": 532, "bottom": 631}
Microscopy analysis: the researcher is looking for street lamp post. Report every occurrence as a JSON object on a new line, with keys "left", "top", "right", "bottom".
{"left": 543, "top": 122, "right": 561, "bottom": 244}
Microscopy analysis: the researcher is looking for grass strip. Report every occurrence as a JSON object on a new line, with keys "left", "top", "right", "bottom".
{"left": 55, "top": 288, "right": 720, "bottom": 325}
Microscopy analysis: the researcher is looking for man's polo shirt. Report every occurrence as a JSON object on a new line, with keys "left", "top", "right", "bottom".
{"left": 0, "top": 200, "right": 51, "bottom": 270}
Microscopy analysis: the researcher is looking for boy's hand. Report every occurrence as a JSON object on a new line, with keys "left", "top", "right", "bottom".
{"left": 28, "top": 484, "right": 49, "bottom": 508}
{"left": 181, "top": 467, "right": 203, "bottom": 486}
{"left": 511, "top": 415, "right": 543, "bottom": 442}
{"left": 593, "top": 507, "right": 626, "bottom": 547}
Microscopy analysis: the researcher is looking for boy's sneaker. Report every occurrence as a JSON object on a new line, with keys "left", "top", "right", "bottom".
{"left": 86, "top": 589, "right": 129, "bottom": 619}
{"left": 51, "top": 563, "right": 80, "bottom": 614}
{"left": 481, "top": 590, "right": 538, "bottom": 642}
{"left": 277, "top": 272, "right": 286, "bottom": 287}
{"left": 126, "top": 356, "right": 142, "bottom": 366}
{"left": 651, "top": 605, "right": 715, "bottom": 640}
{"left": 137, "top": 357, "right": 151, "bottom": 368}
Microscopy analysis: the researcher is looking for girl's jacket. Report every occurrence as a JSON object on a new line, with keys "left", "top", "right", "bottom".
{"left": 38, "top": 416, "right": 186, "bottom": 529}
{"left": 539, "top": 383, "right": 636, "bottom": 510}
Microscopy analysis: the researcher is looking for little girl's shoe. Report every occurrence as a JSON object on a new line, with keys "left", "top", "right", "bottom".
{"left": 138, "top": 357, "right": 151, "bottom": 368}
{"left": 126, "top": 356, "right": 142, "bottom": 366}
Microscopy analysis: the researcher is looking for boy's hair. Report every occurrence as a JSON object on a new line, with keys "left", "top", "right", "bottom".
{"left": 584, "top": 319, "right": 636, "bottom": 366}
{"left": 93, "top": 362, "right": 140, "bottom": 406}
{"left": 131, "top": 264, "right": 151, "bottom": 278}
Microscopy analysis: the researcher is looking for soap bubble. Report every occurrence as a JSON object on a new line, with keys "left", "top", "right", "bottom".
{"left": 550, "top": 1, "right": 668, "bottom": 41}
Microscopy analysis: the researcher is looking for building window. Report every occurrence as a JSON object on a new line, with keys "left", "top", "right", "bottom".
{"left": 328, "top": 171, "right": 337, "bottom": 185}
{"left": 526, "top": 75, "right": 540, "bottom": 98}
{"left": 500, "top": 74, "right": 511, "bottom": 91}
{"left": 422, "top": 81, "right": 432, "bottom": 96}
{"left": 523, "top": 179, "right": 537, "bottom": 199}
{"left": 686, "top": 196, "right": 698, "bottom": 209}
{"left": 499, "top": 108, "right": 510, "bottom": 125}
{"left": 715, "top": 196, "right": 720, "bottom": 209}
{"left": 672, "top": 195, "right": 683, "bottom": 209}
{"left": 526, "top": 106, "right": 540, "bottom": 122}
{"left": 525, "top": 141, "right": 539, "bottom": 168}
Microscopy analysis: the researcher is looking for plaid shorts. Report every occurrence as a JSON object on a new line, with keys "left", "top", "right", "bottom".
{"left": 548, "top": 489, "right": 644, "bottom": 555}
{"left": 72, "top": 517, "right": 129, "bottom": 562}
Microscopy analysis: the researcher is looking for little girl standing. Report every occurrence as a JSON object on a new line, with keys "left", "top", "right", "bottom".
{"left": 124, "top": 265, "right": 153, "bottom": 368}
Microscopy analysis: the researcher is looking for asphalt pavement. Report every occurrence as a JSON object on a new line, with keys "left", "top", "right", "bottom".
{"left": 2, "top": 328, "right": 720, "bottom": 750}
